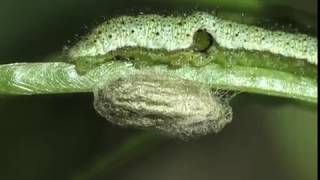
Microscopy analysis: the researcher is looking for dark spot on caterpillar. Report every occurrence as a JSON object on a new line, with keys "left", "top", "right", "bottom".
{"left": 131, "top": 30, "right": 135, "bottom": 33}
{"left": 113, "top": 55, "right": 128, "bottom": 61}
{"left": 128, "top": 56, "right": 135, "bottom": 61}
{"left": 155, "top": 32, "right": 160, "bottom": 36}
{"left": 108, "top": 35, "right": 112, "bottom": 38}
{"left": 192, "top": 29, "right": 214, "bottom": 52}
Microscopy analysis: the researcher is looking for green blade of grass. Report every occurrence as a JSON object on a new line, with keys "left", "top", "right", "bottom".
{"left": 0, "top": 60, "right": 316, "bottom": 103}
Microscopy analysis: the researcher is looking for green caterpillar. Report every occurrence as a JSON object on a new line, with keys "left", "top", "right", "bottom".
{"left": 68, "top": 11, "right": 317, "bottom": 65}
{"left": 68, "top": 11, "right": 316, "bottom": 138}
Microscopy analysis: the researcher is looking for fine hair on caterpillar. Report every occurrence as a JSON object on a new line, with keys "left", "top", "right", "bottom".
{"left": 93, "top": 72, "right": 234, "bottom": 139}
{"left": 68, "top": 11, "right": 317, "bottom": 65}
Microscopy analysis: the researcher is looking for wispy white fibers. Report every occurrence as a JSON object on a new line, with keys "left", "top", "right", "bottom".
{"left": 93, "top": 72, "right": 233, "bottom": 139}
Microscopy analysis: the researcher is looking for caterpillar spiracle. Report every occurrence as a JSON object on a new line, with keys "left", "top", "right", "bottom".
{"left": 68, "top": 11, "right": 317, "bottom": 65}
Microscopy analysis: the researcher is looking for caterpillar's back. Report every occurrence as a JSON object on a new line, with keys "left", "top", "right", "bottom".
{"left": 68, "top": 11, "right": 317, "bottom": 65}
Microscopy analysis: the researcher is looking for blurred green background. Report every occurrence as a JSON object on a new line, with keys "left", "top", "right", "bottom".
{"left": 0, "top": 0, "right": 317, "bottom": 180}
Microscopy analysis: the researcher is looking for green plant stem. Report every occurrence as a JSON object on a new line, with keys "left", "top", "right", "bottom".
{"left": 0, "top": 59, "right": 317, "bottom": 103}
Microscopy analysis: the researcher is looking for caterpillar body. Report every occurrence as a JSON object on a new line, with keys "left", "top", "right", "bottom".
{"left": 68, "top": 11, "right": 317, "bottom": 65}
{"left": 70, "top": 11, "right": 316, "bottom": 138}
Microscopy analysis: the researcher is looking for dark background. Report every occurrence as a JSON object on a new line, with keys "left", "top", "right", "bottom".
{"left": 0, "top": 0, "right": 317, "bottom": 180}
